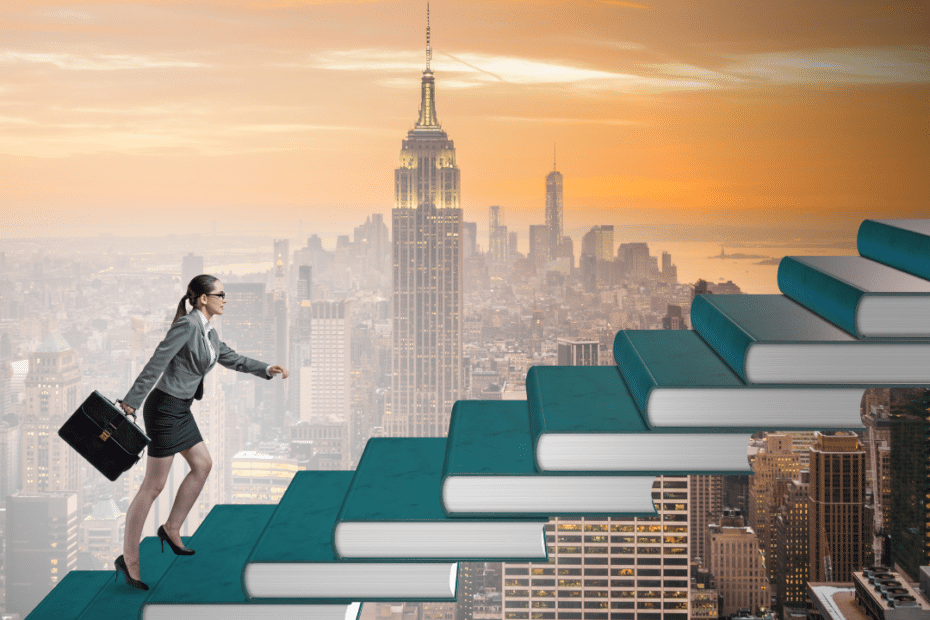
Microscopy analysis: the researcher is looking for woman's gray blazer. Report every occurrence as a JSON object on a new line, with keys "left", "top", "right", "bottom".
{"left": 123, "top": 312, "right": 270, "bottom": 410}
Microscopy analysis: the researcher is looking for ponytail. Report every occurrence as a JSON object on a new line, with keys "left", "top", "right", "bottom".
{"left": 173, "top": 296, "right": 189, "bottom": 323}
{"left": 174, "top": 274, "right": 218, "bottom": 323}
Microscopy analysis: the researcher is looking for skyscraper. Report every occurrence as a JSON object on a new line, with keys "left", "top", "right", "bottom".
{"left": 389, "top": 8, "right": 462, "bottom": 438}
{"left": 269, "top": 256, "right": 289, "bottom": 426}
{"left": 706, "top": 511, "right": 770, "bottom": 616}
{"left": 305, "top": 300, "right": 350, "bottom": 425}
{"left": 808, "top": 431, "right": 866, "bottom": 582}
{"left": 774, "top": 471, "right": 810, "bottom": 617}
{"left": 546, "top": 152, "right": 563, "bottom": 262}
{"left": 5, "top": 492, "right": 79, "bottom": 617}
{"left": 488, "top": 206, "right": 508, "bottom": 265}
{"left": 21, "top": 332, "right": 81, "bottom": 500}
{"left": 689, "top": 475, "right": 723, "bottom": 564}
{"left": 297, "top": 265, "right": 313, "bottom": 302}
{"left": 181, "top": 252, "right": 204, "bottom": 287}
{"left": 221, "top": 283, "right": 267, "bottom": 414}
{"left": 747, "top": 433, "right": 800, "bottom": 581}
{"left": 529, "top": 224, "right": 549, "bottom": 269}
{"left": 888, "top": 388, "right": 930, "bottom": 581}
{"left": 502, "top": 350, "right": 691, "bottom": 620}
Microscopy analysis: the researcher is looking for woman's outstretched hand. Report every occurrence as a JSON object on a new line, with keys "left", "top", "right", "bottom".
{"left": 269, "top": 365, "right": 289, "bottom": 379}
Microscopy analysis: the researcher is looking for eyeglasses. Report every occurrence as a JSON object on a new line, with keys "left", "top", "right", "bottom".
{"left": 206, "top": 292, "right": 226, "bottom": 300}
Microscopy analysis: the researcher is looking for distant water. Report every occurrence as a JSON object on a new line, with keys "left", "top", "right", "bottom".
{"left": 647, "top": 240, "right": 857, "bottom": 294}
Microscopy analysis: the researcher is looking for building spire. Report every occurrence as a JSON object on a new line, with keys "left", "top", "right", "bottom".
{"left": 415, "top": 3, "right": 439, "bottom": 128}
{"left": 425, "top": 3, "right": 431, "bottom": 73}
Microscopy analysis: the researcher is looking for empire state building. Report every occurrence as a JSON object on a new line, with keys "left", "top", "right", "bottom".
{"left": 388, "top": 11, "right": 462, "bottom": 438}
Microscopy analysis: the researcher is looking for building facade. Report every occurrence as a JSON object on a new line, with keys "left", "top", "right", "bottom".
{"left": 388, "top": 13, "right": 462, "bottom": 438}
{"left": 774, "top": 471, "right": 810, "bottom": 616}
{"left": 5, "top": 492, "right": 79, "bottom": 618}
{"left": 546, "top": 163, "right": 563, "bottom": 262}
{"left": 689, "top": 475, "right": 723, "bottom": 565}
{"left": 303, "top": 301, "right": 350, "bottom": 426}
{"left": 808, "top": 431, "right": 866, "bottom": 583}
{"left": 502, "top": 478, "right": 691, "bottom": 620}
{"left": 888, "top": 388, "right": 930, "bottom": 581}
{"left": 748, "top": 433, "right": 801, "bottom": 582}
{"left": 706, "top": 511, "right": 770, "bottom": 616}
{"left": 488, "top": 206, "right": 508, "bottom": 265}
{"left": 21, "top": 333, "right": 81, "bottom": 500}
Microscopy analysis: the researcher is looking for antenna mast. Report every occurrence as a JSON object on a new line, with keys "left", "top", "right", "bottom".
{"left": 426, "top": 3, "right": 431, "bottom": 72}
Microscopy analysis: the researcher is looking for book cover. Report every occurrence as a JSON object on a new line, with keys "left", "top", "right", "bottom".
{"left": 245, "top": 470, "right": 458, "bottom": 601}
{"left": 74, "top": 536, "right": 188, "bottom": 620}
{"left": 142, "top": 504, "right": 361, "bottom": 620}
{"left": 25, "top": 570, "right": 112, "bottom": 620}
{"left": 526, "top": 365, "right": 755, "bottom": 474}
{"left": 441, "top": 399, "right": 657, "bottom": 516}
{"left": 777, "top": 255, "right": 930, "bottom": 337}
{"left": 857, "top": 219, "right": 930, "bottom": 281}
{"left": 613, "top": 329, "right": 864, "bottom": 428}
{"left": 690, "top": 293, "right": 930, "bottom": 384}
{"left": 334, "top": 437, "right": 548, "bottom": 561}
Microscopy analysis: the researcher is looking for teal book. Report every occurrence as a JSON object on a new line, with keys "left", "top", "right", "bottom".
{"left": 74, "top": 536, "right": 187, "bottom": 620}
{"left": 25, "top": 570, "right": 112, "bottom": 620}
{"left": 245, "top": 470, "right": 458, "bottom": 601}
{"left": 690, "top": 293, "right": 930, "bottom": 384}
{"left": 526, "top": 365, "right": 754, "bottom": 475}
{"left": 334, "top": 437, "right": 548, "bottom": 561}
{"left": 613, "top": 329, "right": 864, "bottom": 428}
{"left": 777, "top": 255, "right": 930, "bottom": 338}
{"left": 440, "top": 399, "right": 657, "bottom": 517}
{"left": 141, "top": 504, "right": 362, "bottom": 620}
{"left": 857, "top": 219, "right": 930, "bottom": 281}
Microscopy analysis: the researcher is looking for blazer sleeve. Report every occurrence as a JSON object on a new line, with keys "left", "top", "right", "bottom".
{"left": 123, "top": 318, "right": 196, "bottom": 410}
{"left": 216, "top": 340, "right": 272, "bottom": 380}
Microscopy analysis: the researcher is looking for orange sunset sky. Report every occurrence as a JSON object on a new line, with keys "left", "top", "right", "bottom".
{"left": 0, "top": 0, "right": 927, "bottom": 240}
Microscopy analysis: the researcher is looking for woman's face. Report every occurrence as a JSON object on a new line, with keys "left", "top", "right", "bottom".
{"left": 203, "top": 280, "right": 226, "bottom": 317}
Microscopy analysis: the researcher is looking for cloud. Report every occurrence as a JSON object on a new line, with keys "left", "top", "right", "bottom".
{"left": 226, "top": 123, "right": 371, "bottom": 133}
{"left": 490, "top": 116, "right": 642, "bottom": 126}
{"left": 308, "top": 48, "right": 718, "bottom": 92}
{"left": 723, "top": 46, "right": 930, "bottom": 85}
{"left": 598, "top": 0, "right": 651, "bottom": 8}
{"left": 40, "top": 8, "right": 98, "bottom": 21}
{"left": 0, "top": 51, "right": 209, "bottom": 71}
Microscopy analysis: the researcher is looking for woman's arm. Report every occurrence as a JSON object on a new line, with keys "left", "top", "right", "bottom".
{"left": 122, "top": 318, "right": 196, "bottom": 410}
{"left": 216, "top": 341, "right": 288, "bottom": 379}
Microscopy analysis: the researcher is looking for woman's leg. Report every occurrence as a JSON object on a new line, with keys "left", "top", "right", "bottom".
{"left": 161, "top": 441, "right": 212, "bottom": 546}
{"left": 123, "top": 454, "right": 174, "bottom": 579}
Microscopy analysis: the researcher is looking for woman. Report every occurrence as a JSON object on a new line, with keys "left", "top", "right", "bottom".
{"left": 114, "top": 274, "right": 288, "bottom": 590}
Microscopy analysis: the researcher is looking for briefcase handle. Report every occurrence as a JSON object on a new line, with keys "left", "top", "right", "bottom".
{"left": 115, "top": 398, "right": 137, "bottom": 422}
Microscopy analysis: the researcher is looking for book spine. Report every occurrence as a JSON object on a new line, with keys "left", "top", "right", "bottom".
{"left": 332, "top": 447, "right": 370, "bottom": 559}
{"left": 525, "top": 367, "right": 546, "bottom": 472}
{"left": 440, "top": 404, "right": 461, "bottom": 481}
{"left": 858, "top": 219, "right": 930, "bottom": 281}
{"left": 777, "top": 257, "right": 863, "bottom": 337}
{"left": 690, "top": 295, "right": 754, "bottom": 382}
{"left": 612, "top": 331, "right": 657, "bottom": 428}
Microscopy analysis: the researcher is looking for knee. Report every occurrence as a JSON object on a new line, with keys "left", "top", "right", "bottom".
{"left": 140, "top": 479, "right": 166, "bottom": 498}
{"left": 193, "top": 455, "right": 212, "bottom": 479}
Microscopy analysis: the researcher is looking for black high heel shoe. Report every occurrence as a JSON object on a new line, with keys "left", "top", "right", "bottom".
{"left": 114, "top": 555, "right": 148, "bottom": 590}
{"left": 158, "top": 525, "right": 195, "bottom": 555}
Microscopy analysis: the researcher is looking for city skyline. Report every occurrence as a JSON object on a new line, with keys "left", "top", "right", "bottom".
{"left": 1, "top": 0, "right": 927, "bottom": 240}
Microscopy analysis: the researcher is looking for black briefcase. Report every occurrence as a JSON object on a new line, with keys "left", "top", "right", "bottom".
{"left": 58, "top": 391, "right": 151, "bottom": 481}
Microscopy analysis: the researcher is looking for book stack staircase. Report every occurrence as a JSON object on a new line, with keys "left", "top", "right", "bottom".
{"left": 29, "top": 219, "right": 930, "bottom": 619}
